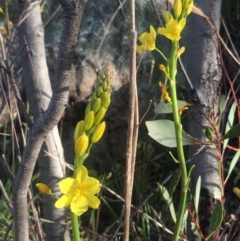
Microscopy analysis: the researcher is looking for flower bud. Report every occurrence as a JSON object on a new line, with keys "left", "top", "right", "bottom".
{"left": 36, "top": 183, "right": 52, "bottom": 195}
{"left": 174, "top": 0, "right": 182, "bottom": 18}
{"left": 177, "top": 46, "right": 185, "bottom": 57}
{"left": 75, "top": 134, "right": 89, "bottom": 156}
{"left": 74, "top": 120, "right": 85, "bottom": 142}
{"left": 84, "top": 111, "right": 95, "bottom": 131}
{"left": 85, "top": 102, "right": 92, "bottom": 116}
{"left": 102, "top": 97, "right": 111, "bottom": 108}
{"left": 94, "top": 107, "right": 107, "bottom": 126}
{"left": 101, "top": 92, "right": 110, "bottom": 103}
{"left": 91, "top": 121, "right": 106, "bottom": 143}
{"left": 92, "top": 98, "right": 102, "bottom": 113}
{"left": 101, "top": 81, "right": 108, "bottom": 91}
{"left": 186, "top": 1, "right": 193, "bottom": 15}
{"left": 97, "top": 86, "right": 104, "bottom": 97}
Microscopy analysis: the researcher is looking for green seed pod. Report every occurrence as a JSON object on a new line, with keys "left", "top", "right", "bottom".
{"left": 101, "top": 97, "right": 111, "bottom": 108}
{"left": 84, "top": 111, "right": 95, "bottom": 131}
{"left": 94, "top": 107, "right": 106, "bottom": 126}
{"left": 91, "top": 121, "right": 106, "bottom": 144}
{"left": 74, "top": 120, "right": 85, "bottom": 142}
{"left": 92, "top": 98, "right": 102, "bottom": 113}
{"left": 75, "top": 134, "right": 89, "bottom": 156}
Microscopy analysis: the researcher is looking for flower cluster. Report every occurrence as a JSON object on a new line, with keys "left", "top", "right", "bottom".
{"left": 137, "top": 0, "right": 193, "bottom": 51}
{"left": 74, "top": 64, "right": 112, "bottom": 159}
{"left": 36, "top": 64, "right": 112, "bottom": 217}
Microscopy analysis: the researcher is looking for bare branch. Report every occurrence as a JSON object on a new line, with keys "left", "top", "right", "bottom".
{"left": 12, "top": 0, "right": 88, "bottom": 240}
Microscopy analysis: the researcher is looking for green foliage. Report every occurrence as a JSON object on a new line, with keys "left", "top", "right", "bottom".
{"left": 207, "top": 203, "right": 223, "bottom": 240}
{"left": 146, "top": 120, "right": 194, "bottom": 147}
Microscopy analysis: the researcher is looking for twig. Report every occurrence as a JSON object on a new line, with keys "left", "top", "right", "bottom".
{"left": 3, "top": 221, "right": 13, "bottom": 241}
{"left": 124, "top": 0, "right": 138, "bottom": 239}
{"left": 0, "top": 155, "right": 15, "bottom": 182}
{"left": 95, "top": 0, "right": 127, "bottom": 58}
{"left": 0, "top": 180, "right": 13, "bottom": 213}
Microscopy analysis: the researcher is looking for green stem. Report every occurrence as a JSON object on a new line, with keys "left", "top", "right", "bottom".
{"left": 70, "top": 211, "right": 81, "bottom": 241}
{"left": 169, "top": 41, "right": 188, "bottom": 241}
{"left": 155, "top": 48, "right": 168, "bottom": 61}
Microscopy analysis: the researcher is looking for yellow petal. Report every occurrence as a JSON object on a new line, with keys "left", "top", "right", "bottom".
{"left": 149, "top": 25, "right": 156, "bottom": 41}
{"left": 59, "top": 178, "right": 75, "bottom": 194}
{"left": 75, "top": 166, "right": 88, "bottom": 184}
{"left": 71, "top": 195, "right": 88, "bottom": 216}
{"left": 84, "top": 194, "right": 101, "bottom": 209}
{"left": 136, "top": 45, "right": 145, "bottom": 52}
{"left": 55, "top": 195, "right": 73, "bottom": 209}
{"left": 83, "top": 177, "right": 101, "bottom": 194}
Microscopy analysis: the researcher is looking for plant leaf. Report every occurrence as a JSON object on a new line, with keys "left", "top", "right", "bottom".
{"left": 195, "top": 176, "right": 201, "bottom": 215}
{"left": 223, "top": 101, "right": 236, "bottom": 151}
{"left": 207, "top": 203, "right": 223, "bottom": 239}
{"left": 154, "top": 100, "right": 188, "bottom": 114}
{"left": 225, "top": 150, "right": 240, "bottom": 184}
{"left": 222, "top": 123, "right": 240, "bottom": 140}
{"left": 146, "top": 120, "right": 194, "bottom": 147}
{"left": 157, "top": 183, "right": 176, "bottom": 223}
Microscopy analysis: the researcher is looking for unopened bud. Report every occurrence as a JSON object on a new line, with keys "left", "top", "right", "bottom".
{"left": 75, "top": 134, "right": 89, "bottom": 156}
{"left": 186, "top": 1, "right": 193, "bottom": 15}
{"left": 91, "top": 121, "right": 106, "bottom": 143}
{"left": 174, "top": 0, "right": 182, "bottom": 18}
{"left": 97, "top": 86, "right": 104, "bottom": 97}
{"left": 85, "top": 102, "right": 92, "bottom": 116}
{"left": 94, "top": 107, "right": 107, "bottom": 126}
{"left": 74, "top": 120, "right": 85, "bottom": 142}
{"left": 92, "top": 98, "right": 102, "bottom": 113}
{"left": 102, "top": 97, "right": 111, "bottom": 108}
{"left": 36, "top": 183, "right": 52, "bottom": 195}
{"left": 84, "top": 111, "right": 95, "bottom": 131}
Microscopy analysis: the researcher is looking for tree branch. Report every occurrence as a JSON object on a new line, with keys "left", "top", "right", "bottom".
{"left": 12, "top": 0, "right": 88, "bottom": 240}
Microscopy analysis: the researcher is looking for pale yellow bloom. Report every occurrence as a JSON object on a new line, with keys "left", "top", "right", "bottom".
{"left": 55, "top": 166, "right": 100, "bottom": 216}
{"left": 158, "top": 18, "right": 186, "bottom": 41}
{"left": 36, "top": 183, "right": 52, "bottom": 195}
{"left": 137, "top": 25, "right": 156, "bottom": 52}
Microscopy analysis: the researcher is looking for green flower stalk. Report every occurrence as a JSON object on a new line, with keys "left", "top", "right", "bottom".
{"left": 137, "top": 1, "right": 193, "bottom": 240}
{"left": 62, "top": 64, "right": 112, "bottom": 241}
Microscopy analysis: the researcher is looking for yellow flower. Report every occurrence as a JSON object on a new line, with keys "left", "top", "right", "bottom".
{"left": 159, "top": 82, "right": 171, "bottom": 102}
{"left": 158, "top": 18, "right": 186, "bottom": 41}
{"left": 137, "top": 25, "right": 156, "bottom": 52}
{"left": 55, "top": 166, "right": 101, "bottom": 216}
{"left": 36, "top": 183, "right": 52, "bottom": 195}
